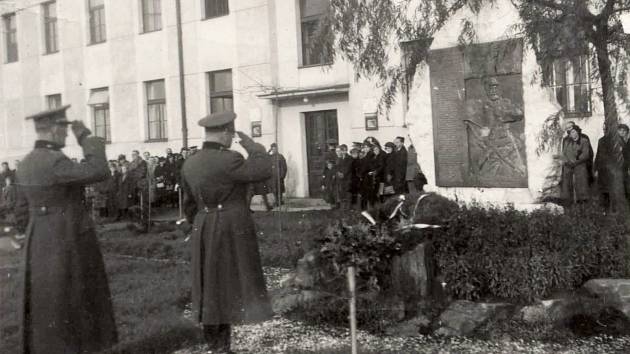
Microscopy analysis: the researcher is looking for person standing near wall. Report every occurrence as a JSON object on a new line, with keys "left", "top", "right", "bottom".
{"left": 14, "top": 105, "right": 117, "bottom": 353}
{"left": 393, "top": 137, "right": 408, "bottom": 194}
{"left": 180, "top": 112, "right": 273, "bottom": 353}
{"left": 561, "top": 125, "right": 593, "bottom": 206}
{"left": 268, "top": 143, "right": 288, "bottom": 207}
{"left": 335, "top": 144, "right": 353, "bottom": 209}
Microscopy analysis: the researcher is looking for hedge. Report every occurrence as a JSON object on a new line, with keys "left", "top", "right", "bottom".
{"left": 434, "top": 203, "right": 630, "bottom": 302}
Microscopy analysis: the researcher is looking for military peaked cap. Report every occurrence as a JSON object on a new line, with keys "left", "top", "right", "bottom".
{"left": 25, "top": 104, "right": 72, "bottom": 124}
{"left": 198, "top": 111, "right": 237, "bottom": 129}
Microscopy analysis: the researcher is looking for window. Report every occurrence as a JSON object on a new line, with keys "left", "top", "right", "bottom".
{"left": 43, "top": 2, "right": 58, "bottom": 53}
{"left": 204, "top": 0, "right": 229, "bottom": 19}
{"left": 141, "top": 0, "right": 162, "bottom": 33}
{"left": 3, "top": 13, "right": 17, "bottom": 63}
{"left": 299, "top": 0, "right": 331, "bottom": 66}
{"left": 208, "top": 69, "right": 233, "bottom": 113}
{"left": 543, "top": 54, "right": 591, "bottom": 117}
{"left": 88, "top": 0, "right": 106, "bottom": 44}
{"left": 146, "top": 80, "right": 167, "bottom": 140}
{"left": 46, "top": 94, "right": 62, "bottom": 109}
{"left": 88, "top": 88, "right": 110, "bottom": 142}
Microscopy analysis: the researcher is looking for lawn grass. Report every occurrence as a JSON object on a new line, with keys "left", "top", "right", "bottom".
{"left": 0, "top": 210, "right": 341, "bottom": 353}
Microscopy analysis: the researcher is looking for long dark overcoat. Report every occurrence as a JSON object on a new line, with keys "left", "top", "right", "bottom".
{"left": 268, "top": 152, "right": 287, "bottom": 195}
{"left": 181, "top": 139, "right": 273, "bottom": 325}
{"left": 15, "top": 138, "right": 117, "bottom": 354}
{"left": 561, "top": 136, "right": 593, "bottom": 203}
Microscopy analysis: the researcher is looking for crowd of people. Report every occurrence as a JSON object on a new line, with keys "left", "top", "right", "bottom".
{"left": 559, "top": 121, "right": 630, "bottom": 213}
{"left": 0, "top": 135, "right": 428, "bottom": 230}
{"left": 320, "top": 136, "right": 426, "bottom": 210}
{"left": 0, "top": 144, "right": 290, "bottom": 234}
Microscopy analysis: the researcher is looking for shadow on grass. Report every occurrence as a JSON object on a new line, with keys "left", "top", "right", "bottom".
{"left": 0, "top": 210, "right": 347, "bottom": 353}
{"left": 104, "top": 315, "right": 202, "bottom": 354}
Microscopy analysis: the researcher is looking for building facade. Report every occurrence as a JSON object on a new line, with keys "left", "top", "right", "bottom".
{"left": 0, "top": 0, "right": 627, "bottom": 204}
{"left": 0, "top": 0, "right": 408, "bottom": 199}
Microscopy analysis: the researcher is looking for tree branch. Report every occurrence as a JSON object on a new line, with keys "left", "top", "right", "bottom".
{"left": 528, "top": 0, "right": 572, "bottom": 13}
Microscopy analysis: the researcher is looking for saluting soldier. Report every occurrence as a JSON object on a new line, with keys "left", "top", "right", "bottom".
{"left": 14, "top": 105, "right": 117, "bottom": 353}
{"left": 180, "top": 112, "right": 273, "bottom": 354}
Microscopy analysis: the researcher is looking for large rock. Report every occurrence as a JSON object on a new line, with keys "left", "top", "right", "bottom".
{"left": 516, "top": 297, "right": 584, "bottom": 324}
{"left": 436, "top": 300, "right": 514, "bottom": 337}
{"left": 390, "top": 242, "right": 434, "bottom": 301}
{"left": 582, "top": 279, "right": 630, "bottom": 318}
{"left": 279, "top": 250, "right": 321, "bottom": 290}
{"left": 271, "top": 289, "right": 328, "bottom": 314}
{"left": 385, "top": 314, "right": 431, "bottom": 337}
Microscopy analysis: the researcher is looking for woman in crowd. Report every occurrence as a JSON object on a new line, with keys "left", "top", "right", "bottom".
{"left": 561, "top": 125, "right": 593, "bottom": 206}
{"left": 369, "top": 143, "right": 387, "bottom": 204}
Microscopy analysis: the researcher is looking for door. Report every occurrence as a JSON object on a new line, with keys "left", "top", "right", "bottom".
{"left": 305, "top": 110, "right": 338, "bottom": 197}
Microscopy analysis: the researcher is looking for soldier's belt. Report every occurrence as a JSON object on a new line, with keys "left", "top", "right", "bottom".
{"left": 199, "top": 200, "right": 241, "bottom": 213}
{"left": 29, "top": 206, "right": 66, "bottom": 215}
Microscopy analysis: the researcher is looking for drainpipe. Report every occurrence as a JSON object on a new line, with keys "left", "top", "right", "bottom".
{"left": 175, "top": 0, "right": 188, "bottom": 149}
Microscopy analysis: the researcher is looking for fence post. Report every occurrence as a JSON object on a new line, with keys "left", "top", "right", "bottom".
{"left": 147, "top": 181, "right": 152, "bottom": 232}
{"left": 178, "top": 187, "right": 183, "bottom": 219}
{"left": 347, "top": 266, "right": 358, "bottom": 354}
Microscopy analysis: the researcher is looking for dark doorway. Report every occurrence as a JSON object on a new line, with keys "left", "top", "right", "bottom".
{"left": 304, "top": 110, "right": 338, "bottom": 197}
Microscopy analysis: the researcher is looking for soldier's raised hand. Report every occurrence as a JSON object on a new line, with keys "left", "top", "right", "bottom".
{"left": 71, "top": 120, "right": 92, "bottom": 144}
{"left": 236, "top": 131, "right": 253, "bottom": 143}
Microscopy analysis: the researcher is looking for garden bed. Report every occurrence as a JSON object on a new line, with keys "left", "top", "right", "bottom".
{"left": 2, "top": 207, "right": 630, "bottom": 353}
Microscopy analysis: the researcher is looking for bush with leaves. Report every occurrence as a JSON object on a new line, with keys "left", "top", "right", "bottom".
{"left": 434, "top": 203, "right": 630, "bottom": 303}
{"left": 316, "top": 221, "right": 403, "bottom": 294}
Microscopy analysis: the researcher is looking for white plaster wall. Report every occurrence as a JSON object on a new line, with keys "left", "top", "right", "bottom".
{"left": 407, "top": 0, "right": 628, "bottom": 205}
{"left": 0, "top": 0, "right": 418, "bottom": 193}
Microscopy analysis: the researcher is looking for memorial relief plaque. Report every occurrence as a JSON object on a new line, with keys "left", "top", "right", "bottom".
{"left": 429, "top": 39, "right": 527, "bottom": 188}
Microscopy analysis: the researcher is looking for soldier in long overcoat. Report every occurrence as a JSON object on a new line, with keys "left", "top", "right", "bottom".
{"left": 181, "top": 112, "right": 273, "bottom": 353}
{"left": 14, "top": 105, "right": 117, "bottom": 353}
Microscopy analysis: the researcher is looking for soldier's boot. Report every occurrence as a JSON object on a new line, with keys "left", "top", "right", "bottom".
{"left": 203, "top": 324, "right": 232, "bottom": 353}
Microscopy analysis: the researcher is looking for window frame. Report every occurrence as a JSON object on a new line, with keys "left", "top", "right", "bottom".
{"left": 145, "top": 79, "right": 167, "bottom": 142}
{"left": 89, "top": 87, "right": 111, "bottom": 143}
{"left": 88, "top": 0, "right": 107, "bottom": 45}
{"left": 46, "top": 93, "right": 62, "bottom": 109}
{"left": 208, "top": 69, "right": 234, "bottom": 114}
{"left": 365, "top": 113, "right": 378, "bottom": 131}
{"left": 42, "top": 1, "right": 58, "bottom": 54}
{"left": 203, "top": 0, "right": 230, "bottom": 20}
{"left": 543, "top": 53, "right": 592, "bottom": 118}
{"left": 141, "top": 0, "right": 162, "bottom": 33}
{"left": 3, "top": 13, "right": 18, "bottom": 63}
{"left": 299, "top": 0, "right": 332, "bottom": 67}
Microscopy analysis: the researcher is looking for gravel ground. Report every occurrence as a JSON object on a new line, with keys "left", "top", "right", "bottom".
{"left": 175, "top": 318, "right": 630, "bottom": 353}
{"left": 173, "top": 267, "right": 630, "bottom": 354}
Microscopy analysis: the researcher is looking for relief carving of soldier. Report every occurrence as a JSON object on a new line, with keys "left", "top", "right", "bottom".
{"left": 463, "top": 76, "right": 527, "bottom": 183}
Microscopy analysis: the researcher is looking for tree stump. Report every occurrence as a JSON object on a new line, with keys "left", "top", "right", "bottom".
{"left": 390, "top": 241, "right": 436, "bottom": 304}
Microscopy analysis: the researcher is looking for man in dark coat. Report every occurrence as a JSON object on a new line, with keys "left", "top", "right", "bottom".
{"left": 268, "top": 143, "right": 288, "bottom": 207}
{"left": 128, "top": 150, "right": 149, "bottom": 231}
{"left": 181, "top": 112, "right": 273, "bottom": 353}
{"left": 335, "top": 145, "right": 353, "bottom": 209}
{"left": 14, "top": 105, "right": 117, "bottom": 353}
{"left": 393, "top": 136, "right": 408, "bottom": 194}
{"left": 358, "top": 143, "right": 375, "bottom": 210}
